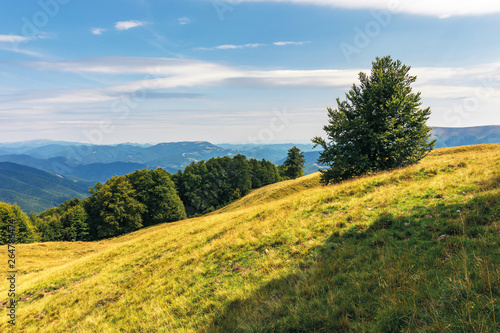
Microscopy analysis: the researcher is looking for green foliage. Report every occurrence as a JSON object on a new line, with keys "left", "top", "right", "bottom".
{"left": 126, "top": 168, "right": 186, "bottom": 226}
{"left": 282, "top": 146, "right": 305, "bottom": 179}
{"left": 18, "top": 155, "right": 279, "bottom": 242}
{"left": 35, "top": 198, "right": 89, "bottom": 242}
{"left": 249, "top": 158, "right": 281, "bottom": 188}
{"left": 84, "top": 177, "right": 145, "bottom": 240}
{"left": 312, "top": 56, "right": 436, "bottom": 184}
{"left": 33, "top": 169, "right": 186, "bottom": 242}
{"left": 0, "top": 202, "right": 37, "bottom": 244}
{"left": 174, "top": 155, "right": 281, "bottom": 216}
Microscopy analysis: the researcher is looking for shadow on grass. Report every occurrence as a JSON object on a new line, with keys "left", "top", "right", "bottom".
{"left": 205, "top": 189, "right": 500, "bottom": 332}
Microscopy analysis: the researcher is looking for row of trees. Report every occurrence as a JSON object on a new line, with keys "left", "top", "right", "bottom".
{"left": 173, "top": 155, "right": 282, "bottom": 216}
{"left": 1, "top": 153, "right": 307, "bottom": 244}
{"left": 31, "top": 168, "right": 186, "bottom": 242}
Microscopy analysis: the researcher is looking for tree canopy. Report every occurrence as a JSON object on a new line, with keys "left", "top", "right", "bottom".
{"left": 282, "top": 146, "right": 305, "bottom": 179}
{"left": 126, "top": 169, "right": 186, "bottom": 226}
{"left": 173, "top": 155, "right": 281, "bottom": 216}
{"left": 85, "top": 176, "right": 145, "bottom": 240}
{"left": 0, "top": 202, "right": 37, "bottom": 244}
{"left": 312, "top": 56, "right": 435, "bottom": 184}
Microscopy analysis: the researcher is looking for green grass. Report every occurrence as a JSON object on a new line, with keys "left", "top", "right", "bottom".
{"left": 1, "top": 144, "right": 499, "bottom": 332}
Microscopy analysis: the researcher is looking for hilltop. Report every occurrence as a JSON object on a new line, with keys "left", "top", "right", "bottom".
{"left": 0, "top": 144, "right": 499, "bottom": 332}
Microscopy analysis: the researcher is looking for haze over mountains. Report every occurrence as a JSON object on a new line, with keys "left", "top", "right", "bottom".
{"left": 0, "top": 126, "right": 498, "bottom": 213}
{"left": 0, "top": 162, "right": 92, "bottom": 214}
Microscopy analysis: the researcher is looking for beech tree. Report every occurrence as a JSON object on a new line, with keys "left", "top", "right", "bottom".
{"left": 126, "top": 169, "right": 186, "bottom": 227}
{"left": 312, "top": 56, "right": 435, "bottom": 184}
{"left": 85, "top": 177, "right": 145, "bottom": 240}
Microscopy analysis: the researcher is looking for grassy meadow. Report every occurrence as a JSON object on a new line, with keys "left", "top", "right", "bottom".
{"left": 1, "top": 144, "right": 499, "bottom": 332}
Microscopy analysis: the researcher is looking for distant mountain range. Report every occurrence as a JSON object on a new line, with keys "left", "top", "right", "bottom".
{"left": 432, "top": 125, "right": 500, "bottom": 148}
{"left": 0, "top": 125, "right": 498, "bottom": 213}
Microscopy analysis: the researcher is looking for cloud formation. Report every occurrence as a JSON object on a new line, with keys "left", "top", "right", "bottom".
{"left": 115, "top": 20, "right": 147, "bottom": 31}
{"left": 0, "top": 35, "right": 32, "bottom": 43}
{"left": 0, "top": 34, "right": 45, "bottom": 57}
{"left": 91, "top": 28, "right": 106, "bottom": 35}
{"left": 177, "top": 17, "right": 191, "bottom": 25}
{"left": 199, "top": 41, "right": 306, "bottom": 50}
{"left": 273, "top": 41, "right": 306, "bottom": 46}
{"left": 231, "top": 0, "right": 500, "bottom": 17}
{"left": 21, "top": 57, "right": 500, "bottom": 107}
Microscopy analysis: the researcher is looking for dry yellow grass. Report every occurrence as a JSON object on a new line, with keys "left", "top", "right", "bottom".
{"left": 1, "top": 144, "right": 499, "bottom": 332}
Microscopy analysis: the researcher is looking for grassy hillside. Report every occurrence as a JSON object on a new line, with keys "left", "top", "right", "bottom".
{"left": 1, "top": 144, "right": 499, "bottom": 332}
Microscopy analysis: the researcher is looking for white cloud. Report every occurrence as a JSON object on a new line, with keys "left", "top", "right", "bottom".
{"left": 273, "top": 41, "right": 306, "bottom": 46}
{"left": 231, "top": 0, "right": 500, "bottom": 17}
{"left": 91, "top": 28, "right": 107, "bottom": 35}
{"left": 177, "top": 17, "right": 191, "bottom": 25}
{"left": 0, "top": 35, "right": 32, "bottom": 43}
{"left": 199, "top": 41, "right": 306, "bottom": 50}
{"left": 115, "top": 20, "right": 147, "bottom": 31}
{"left": 19, "top": 57, "right": 500, "bottom": 109}
{"left": 0, "top": 46, "right": 44, "bottom": 58}
{"left": 199, "top": 43, "right": 266, "bottom": 50}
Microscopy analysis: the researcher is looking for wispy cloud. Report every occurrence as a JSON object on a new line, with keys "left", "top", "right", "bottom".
{"left": 115, "top": 20, "right": 147, "bottom": 31}
{"left": 273, "top": 41, "right": 307, "bottom": 46}
{"left": 198, "top": 43, "right": 265, "bottom": 51}
{"left": 215, "top": 43, "right": 265, "bottom": 50}
{"left": 0, "top": 46, "right": 44, "bottom": 58}
{"left": 0, "top": 35, "right": 32, "bottom": 43}
{"left": 91, "top": 28, "right": 107, "bottom": 35}
{"left": 18, "top": 57, "right": 500, "bottom": 110}
{"left": 232, "top": 0, "right": 500, "bottom": 17}
{"left": 177, "top": 17, "right": 191, "bottom": 25}
{"left": 0, "top": 34, "right": 41, "bottom": 56}
{"left": 199, "top": 41, "right": 306, "bottom": 51}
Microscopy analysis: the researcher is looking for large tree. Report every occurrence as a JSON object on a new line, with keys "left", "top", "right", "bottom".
{"left": 312, "top": 56, "right": 436, "bottom": 184}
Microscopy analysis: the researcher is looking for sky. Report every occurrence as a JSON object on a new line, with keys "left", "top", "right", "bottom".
{"left": 0, "top": 0, "right": 499, "bottom": 144}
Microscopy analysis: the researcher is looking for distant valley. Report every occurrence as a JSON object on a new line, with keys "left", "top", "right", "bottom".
{"left": 0, "top": 162, "right": 92, "bottom": 214}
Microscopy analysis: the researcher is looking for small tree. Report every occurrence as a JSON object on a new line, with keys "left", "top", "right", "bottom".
{"left": 282, "top": 146, "right": 305, "bottom": 179}
{"left": 312, "top": 56, "right": 435, "bottom": 184}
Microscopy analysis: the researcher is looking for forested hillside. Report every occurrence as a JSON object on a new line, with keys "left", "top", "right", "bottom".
{"left": 9, "top": 155, "right": 284, "bottom": 244}
{"left": 0, "top": 162, "right": 91, "bottom": 214}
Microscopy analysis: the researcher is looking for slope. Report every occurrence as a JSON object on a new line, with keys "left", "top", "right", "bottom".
{"left": 0, "top": 162, "right": 92, "bottom": 214}
{"left": 0, "top": 144, "right": 499, "bottom": 332}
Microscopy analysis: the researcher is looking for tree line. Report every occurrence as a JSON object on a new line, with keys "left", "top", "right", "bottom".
{"left": 0, "top": 152, "right": 305, "bottom": 244}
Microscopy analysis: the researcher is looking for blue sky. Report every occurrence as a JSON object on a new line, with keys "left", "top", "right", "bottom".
{"left": 1, "top": 0, "right": 499, "bottom": 144}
